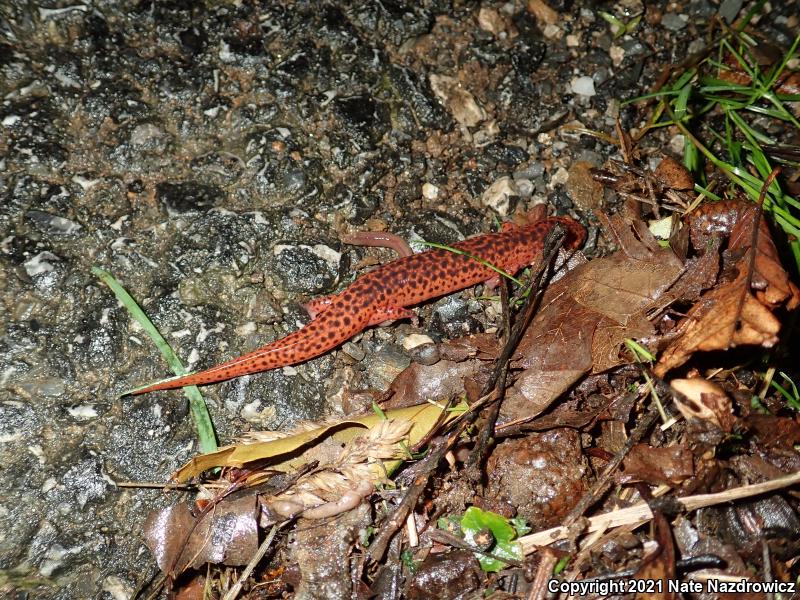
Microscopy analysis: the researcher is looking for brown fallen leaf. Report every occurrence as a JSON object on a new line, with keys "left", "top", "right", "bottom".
{"left": 383, "top": 359, "right": 487, "bottom": 410}
{"left": 656, "top": 200, "right": 798, "bottom": 376}
{"left": 670, "top": 378, "right": 736, "bottom": 433}
{"left": 143, "top": 495, "right": 258, "bottom": 575}
{"left": 620, "top": 444, "right": 694, "bottom": 487}
{"left": 656, "top": 263, "right": 781, "bottom": 377}
{"left": 728, "top": 203, "right": 800, "bottom": 309}
{"left": 504, "top": 216, "right": 682, "bottom": 420}
{"left": 689, "top": 200, "right": 800, "bottom": 309}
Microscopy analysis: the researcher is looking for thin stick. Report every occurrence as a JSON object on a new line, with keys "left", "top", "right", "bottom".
{"left": 222, "top": 522, "right": 283, "bottom": 600}
{"left": 519, "top": 470, "right": 800, "bottom": 553}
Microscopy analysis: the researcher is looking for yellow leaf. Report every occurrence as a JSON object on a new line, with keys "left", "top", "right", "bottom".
{"left": 173, "top": 401, "right": 467, "bottom": 482}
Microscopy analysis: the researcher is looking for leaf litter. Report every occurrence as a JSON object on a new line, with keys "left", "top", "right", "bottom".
{"left": 130, "top": 25, "right": 800, "bottom": 600}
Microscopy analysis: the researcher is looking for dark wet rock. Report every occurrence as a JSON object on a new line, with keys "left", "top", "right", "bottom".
{"left": 25, "top": 210, "right": 83, "bottom": 238}
{"left": 402, "top": 210, "right": 477, "bottom": 246}
{"left": 289, "top": 505, "right": 371, "bottom": 599}
{"left": 429, "top": 296, "right": 484, "bottom": 339}
{"left": 407, "top": 550, "right": 481, "bottom": 600}
{"left": 273, "top": 242, "right": 342, "bottom": 295}
{"left": 661, "top": 12, "right": 689, "bottom": 31}
{"left": 389, "top": 65, "right": 453, "bottom": 131}
{"left": 334, "top": 94, "right": 390, "bottom": 151}
{"left": 484, "top": 429, "right": 589, "bottom": 529}
{"left": 179, "top": 26, "right": 206, "bottom": 55}
{"left": 407, "top": 340, "right": 440, "bottom": 366}
{"left": 484, "top": 143, "right": 530, "bottom": 169}
{"left": 362, "top": 342, "right": 411, "bottom": 391}
{"left": 156, "top": 181, "right": 222, "bottom": 213}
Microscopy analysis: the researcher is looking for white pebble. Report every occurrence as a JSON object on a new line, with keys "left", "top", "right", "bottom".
{"left": 570, "top": 76, "right": 596, "bottom": 97}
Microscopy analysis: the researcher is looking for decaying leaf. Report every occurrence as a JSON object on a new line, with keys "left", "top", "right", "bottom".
{"left": 670, "top": 378, "right": 735, "bottom": 432}
{"left": 384, "top": 359, "right": 487, "bottom": 410}
{"left": 656, "top": 201, "right": 799, "bottom": 377}
{"left": 143, "top": 495, "right": 258, "bottom": 575}
{"left": 504, "top": 216, "right": 683, "bottom": 419}
{"left": 174, "top": 401, "right": 465, "bottom": 481}
{"left": 620, "top": 443, "right": 694, "bottom": 486}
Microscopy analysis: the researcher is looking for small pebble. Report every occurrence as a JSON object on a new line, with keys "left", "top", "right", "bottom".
{"left": 661, "top": 13, "right": 687, "bottom": 31}
{"left": 422, "top": 182, "right": 440, "bottom": 199}
{"left": 408, "top": 343, "right": 440, "bottom": 366}
{"left": 570, "top": 76, "right": 596, "bottom": 97}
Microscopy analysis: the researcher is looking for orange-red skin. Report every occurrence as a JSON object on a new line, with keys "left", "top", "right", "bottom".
{"left": 129, "top": 217, "right": 585, "bottom": 394}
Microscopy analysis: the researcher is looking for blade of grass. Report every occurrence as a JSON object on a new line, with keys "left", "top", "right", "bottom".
{"left": 420, "top": 241, "right": 524, "bottom": 286}
{"left": 92, "top": 267, "right": 218, "bottom": 453}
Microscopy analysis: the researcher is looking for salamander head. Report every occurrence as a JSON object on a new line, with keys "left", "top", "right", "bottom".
{"left": 521, "top": 217, "right": 586, "bottom": 251}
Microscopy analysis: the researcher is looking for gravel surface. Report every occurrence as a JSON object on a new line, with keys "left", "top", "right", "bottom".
{"left": 1, "top": 1, "right": 797, "bottom": 598}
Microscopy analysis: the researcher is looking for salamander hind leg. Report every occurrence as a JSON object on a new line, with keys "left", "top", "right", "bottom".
{"left": 367, "top": 305, "right": 418, "bottom": 327}
{"left": 304, "top": 294, "right": 337, "bottom": 318}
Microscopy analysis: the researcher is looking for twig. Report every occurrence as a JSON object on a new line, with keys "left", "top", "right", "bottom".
{"left": 222, "top": 522, "right": 284, "bottom": 600}
{"left": 560, "top": 402, "right": 660, "bottom": 528}
{"left": 519, "top": 470, "right": 800, "bottom": 553}
{"left": 366, "top": 436, "right": 458, "bottom": 563}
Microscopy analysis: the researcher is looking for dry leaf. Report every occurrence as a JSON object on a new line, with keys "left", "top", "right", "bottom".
{"left": 143, "top": 495, "right": 258, "bottom": 575}
{"left": 504, "top": 217, "right": 682, "bottom": 419}
{"left": 656, "top": 200, "right": 799, "bottom": 376}
{"left": 620, "top": 444, "right": 694, "bottom": 486}
{"left": 670, "top": 378, "right": 735, "bottom": 432}
{"left": 174, "top": 401, "right": 465, "bottom": 481}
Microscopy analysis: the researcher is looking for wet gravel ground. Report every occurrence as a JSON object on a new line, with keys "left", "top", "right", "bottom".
{"left": 1, "top": 1, "right": 797, "bottom": 597}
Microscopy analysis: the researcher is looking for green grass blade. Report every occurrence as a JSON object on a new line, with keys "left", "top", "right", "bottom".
{"left": 92, "top": 267, "right": 218, "bottom": 453}
{"left": 674, "top": 84, "right": 692, "bottom": 120}
{"left": 420, "top": 241, "right": 524, "bottom": 286}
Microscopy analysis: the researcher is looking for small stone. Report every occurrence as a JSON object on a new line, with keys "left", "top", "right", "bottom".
{"left": 129, "top": 123, "right": 164, "bottom": 146}
{"left": 408, "top": 343, "right": 439, "bottom": 366}
{"left": 570, "top": 76, "right": 596, "bottom": 97}
{"left": 364, "top": 344, "right": 411, "bottom": 391}
{"left": 481, "top": 176, "right": 518, "bottom": 216}
{"left": 422, "top": 182, "right": 440, "bottom": 199}
{"left": 718, "top": 0, "right": 744, "bottom": 24}
{"left": 550, "top": 167, "right": 570, "bottom": 187}
{"left": 402, "top": 333, "right": 435, "bottom": 350}
{"left": 341, "top": 342, "right": 366, "bottom": 362}
{"left": 669, "top": 134, "right": 686, "bottom": 155}
{"left": 429, "top": 74, "right": 486, "bottom": 128}
{"left": 661, "top": 13, "right": 688, "bottom": 31}
{"left": 609, "top": 45, "right": 625, "bottom": 67}
{"left": 477, "top": 7, "right": 506, "bottom": 36}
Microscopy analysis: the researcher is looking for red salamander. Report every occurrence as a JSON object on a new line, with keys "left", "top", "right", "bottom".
{"left": 127, "top": 217, "right": 585, "bottom": 394}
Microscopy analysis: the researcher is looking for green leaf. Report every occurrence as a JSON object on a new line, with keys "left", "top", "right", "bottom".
{"left": 460, "top": 507, "right": 522, "bottom": 572}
